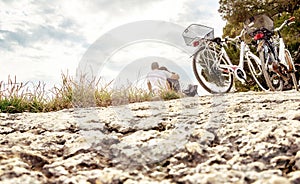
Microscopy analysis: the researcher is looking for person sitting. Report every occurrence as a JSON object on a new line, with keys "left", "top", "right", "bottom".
{"left": 158, "top": 66, "right": 181, "bottom": 92}
{"left": 146, "top": 62, "right": 198, "bottom": 97}
{"left": 158, "top": 65, "right": 198, "bottom": 97}
{"left": 146, "top": 62, "right": 179, "bottom": 93}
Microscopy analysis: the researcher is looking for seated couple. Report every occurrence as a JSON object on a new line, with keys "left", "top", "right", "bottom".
{"left": 146, "top": 62, "right": 198, "bottom": 97}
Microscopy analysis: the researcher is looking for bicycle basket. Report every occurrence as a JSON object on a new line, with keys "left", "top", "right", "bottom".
{"left": 182, "top": 24, "right": 214, "bottom": 46}
{"left": 244, "top": 14, "right": 274, "bottom": 37}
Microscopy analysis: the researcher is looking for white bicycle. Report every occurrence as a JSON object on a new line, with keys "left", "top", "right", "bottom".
{"left": 245, "top": 14, "right": 299, "bottom": 91}
{"left": 182, "top": 24, "right": 269, "bottom": 93}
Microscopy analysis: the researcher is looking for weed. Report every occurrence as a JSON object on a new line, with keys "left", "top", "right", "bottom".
{"left": 0, "top": 73, "right": 182, "bottom": 113}
{"left": 159, "top": 89, "right": 181, "bottom": 101}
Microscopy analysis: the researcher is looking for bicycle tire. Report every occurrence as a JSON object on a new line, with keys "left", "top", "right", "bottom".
{"left": 284, "top": 49, "right": 299, "bottom": 91}
{"left": 193, "top": 45, "right": 233, "bottom": 94}
{"left": 247, "top": 53, "right": 269, "bottom": 91}
{"left": 258, "top": 48, "right": 283, "bottom": 91}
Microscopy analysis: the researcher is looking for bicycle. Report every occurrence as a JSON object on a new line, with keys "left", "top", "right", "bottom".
{"left": 245, "top": 14, "right": 299, "bottom": 91}
{"left": 182, "top": 24, "right": 268, "bottom": 93}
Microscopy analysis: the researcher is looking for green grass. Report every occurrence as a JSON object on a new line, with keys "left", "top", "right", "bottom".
{"left": 159, "top": 89, "right": 182, "bottom": 101}
{"left": 0, "top": 74, "right": 183, "bottom": 113}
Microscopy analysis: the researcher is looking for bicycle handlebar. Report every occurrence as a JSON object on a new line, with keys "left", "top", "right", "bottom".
{"left": 289, "top": 16, "right": 295, "bottom": 22}
{"left": 274, "top": 16, "right": 295, "bottom": 32}
{"left": 210, "top": 25, "right": 248, "bottom": 45}
{"left": 224, "top": 28, "right": 245, "bottom": 43}
{"left": 220, "top": 17, "right": 295, "bottom": 44}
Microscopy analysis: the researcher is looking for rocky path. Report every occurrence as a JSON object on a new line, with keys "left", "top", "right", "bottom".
{"left": 1, "top": 91, "right": 300, "bottom": 184}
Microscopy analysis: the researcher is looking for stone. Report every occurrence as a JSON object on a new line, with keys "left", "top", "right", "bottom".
{"left": 185, "top": 142, "right": 203, "bottom": 154}
{"left": 192, "top": 128, "right": 215, "bottom": 145}
{"left": 288, "top": 171, "right": 300, "bottom": 183}
{"left": 1, "top": 91, "right": 300, "bottom": 183}
{"left": 270, "top": 156, "right": 292, "bottom": 169}
{"left": 253, "top": 175, "right": 290, "bottom": 184}
{"left": 247, "top": 161, "right": 266, "bottom": 171}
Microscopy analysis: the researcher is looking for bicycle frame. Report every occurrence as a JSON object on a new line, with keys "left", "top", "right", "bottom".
{"left": 217, "top": 35, "right": 266, "bottom": 92}
{"left": 271, "top": 34, "right": 297, "bottom": 84}
{"left": 277, "top": 37, "right": 296, "bottom": 72}
{"left": 278, "top": 38, "right": 286, "bottom": 65}
{"left": 244, "top": 42, "right": 264, "bottom": 76}
{"left": 275, "top": 17, "right": 296, "bottom": 71}
{"left": 218, "top": 40, "right": 255, "bottom": 84}
{"left": 261, "top": 36, "right": 290, "bottom": 68}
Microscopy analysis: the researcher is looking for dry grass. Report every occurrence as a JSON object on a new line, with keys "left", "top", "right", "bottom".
{"left": 0, "top": 74, "right": 182, "bottom": 113}
{"left": 0, "top": 77, "right": 47, "bottom": 113}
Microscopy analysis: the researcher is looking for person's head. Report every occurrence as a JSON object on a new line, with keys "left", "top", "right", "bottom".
{"left": 151, "top": 62, "right": 159, "bottom": 70}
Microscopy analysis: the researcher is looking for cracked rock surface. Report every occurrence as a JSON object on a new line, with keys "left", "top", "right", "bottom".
{"left": 1, "top": 91, "right": 300, "bottom": 183}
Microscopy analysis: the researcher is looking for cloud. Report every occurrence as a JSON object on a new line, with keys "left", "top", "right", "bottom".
{"left": 174, "top": 0, "right": 225, "bottom": 36}
{"left": 85, "top": 0, "right": 161, "bottom": 12}
{"left": 0, "top": 25, "right": 86, "bottom": 50}
{"left": 0, "top": 0, "right": 87, "bottom": 51}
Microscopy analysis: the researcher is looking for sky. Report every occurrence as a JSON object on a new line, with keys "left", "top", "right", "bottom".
{"left": 0, "top": 0, "right": 226, "bottom": 93}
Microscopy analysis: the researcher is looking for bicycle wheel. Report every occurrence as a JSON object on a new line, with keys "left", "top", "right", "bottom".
{"left": 284, "top": 49, "right": 299, "bottom": 91}
{"left": 193, "top": 45, "right": 233, "bottom": 93}
{"left": 258, "top": 49, "right": 283, "bottom": 91}
{"left": 247, "top": 53, "right": 269, "bottom": 91}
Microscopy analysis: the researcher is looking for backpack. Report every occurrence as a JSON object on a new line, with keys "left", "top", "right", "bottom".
{"left": 183, "top": 84, "right": 198, "bottom": 97}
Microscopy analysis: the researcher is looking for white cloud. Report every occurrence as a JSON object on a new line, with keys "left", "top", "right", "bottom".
{"left": 174, "top": 0, "right": 225, "bottom": 36}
